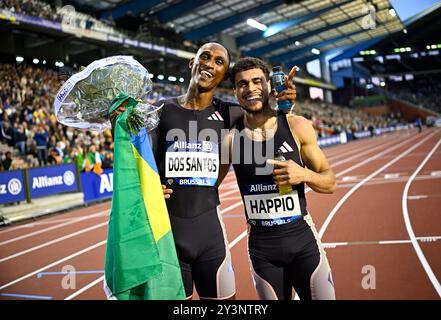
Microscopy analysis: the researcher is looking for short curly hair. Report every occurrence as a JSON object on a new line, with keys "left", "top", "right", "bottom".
{"left": 230, "top": 57, "right": 270, "bottom": 88}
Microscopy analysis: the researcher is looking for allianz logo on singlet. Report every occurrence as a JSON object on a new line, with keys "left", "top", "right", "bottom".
{"left": 171, "top": 141, "right": 213, "bottom": 152}
{"left": 249, "top": 183, "right": 278, "bottom": 192}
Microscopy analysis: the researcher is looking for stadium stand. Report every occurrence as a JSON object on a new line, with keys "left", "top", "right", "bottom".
{"left": 386, "top": 74, "right": 441, "bottom": 113}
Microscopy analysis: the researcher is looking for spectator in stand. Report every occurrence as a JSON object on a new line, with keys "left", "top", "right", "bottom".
{"left": 2, "top": 151, "right": 13, "bottom": 171}
{"left": 70, "top": 146, "right": 84, "bottom": 171}
{"left": 2, "top": 0, "right": 62, "bottom": 22}
{"left": 1, "top": 121, "right": 13, "bottom": 147}
{"left": 48, "top": 148, "right": 62, "bottom": 165}
{"left": 13, "top": 124, "right": 27, "bottom": 155}
{"left": 85, "top": 144, "right": 102, "bottom": 174}
{"left": 102, "top": 151, "right": 113, "bottom": 170}
{"left": 386, "top": 74, "right": 441, "bottom": 113}
{"left": 33, "top": 124, "right": 48, "bottom": 166}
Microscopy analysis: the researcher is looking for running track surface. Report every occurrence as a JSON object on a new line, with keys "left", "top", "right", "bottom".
{"left": 0, "top": 128, "right": 440, "bottom": 300}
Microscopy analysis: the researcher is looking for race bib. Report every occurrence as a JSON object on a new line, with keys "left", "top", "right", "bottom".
{"left": 243, "top": 182, "right": 302, "bottom": 226}
{"left": 165, "top": 140, "right": 219, "bottom": 186}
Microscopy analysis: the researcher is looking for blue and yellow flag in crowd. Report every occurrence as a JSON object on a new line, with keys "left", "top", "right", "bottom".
{"left": 104, "top": 94, "right": 185, "bottom": 300}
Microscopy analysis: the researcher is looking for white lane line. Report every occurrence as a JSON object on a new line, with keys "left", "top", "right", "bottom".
{"left": 384, "top": 173, "right": 400, "bottom": 179}
{"left": 418, "top": 236, "right": 441, "bottom": 243}
{"left": 322, "top": 236, "right": 441, "bottom": 248}
{"left": 322, "top": 242, "right": 349, "bottom": 248}
{"left": 220, "top": 201, "right": 243, "bottom": 214}
{"left": 0, "top": 240, "right": 107, "bottom": 291}
{"left": 329, "top": 133, "right": 426, "bottom": 180}
{"left": 229, "top": 230, "right": 247, "bottom": 249}
{"left": 324, "top": 134, "right": 395, "bottom": 160}
{"left": 0, "top": 221, "right": 108, "bottom": 263}
{"left": 337, "top": 175, "right": 441, "bottom": 189}
{"left": 0, "top": 204, "right": 110, "bottom": 234}
{"left": 0, "top": 210, "right": 110, "bottom": 246}
{"left": 329, "top": 135, "right": 403, "bottom": 168}
{"left": 407, "top": 195, "right": 429, "bottom": 200}
{"left": 325, "top": 143, "right": 375, "bottom": 161}
{"left": 64, "top": 276, "right": 105, "bottom": 300}
{"left": 304, "top": 131, "right": 426, "bottom": 194}
{"left": 219, "top": 178, "right": 236, "bottom": 187}
{"left": 221, "top": 195, "right": 242, "bottom": 201}
{"left": 402, "top": 138, "right": 441, "bottom": 297}
{"left": 430, "top": 171, "right": 441, "bottom": 176}
{"left": 21, "top": 212, "right": 109, "bottom": 227}
{"left": 318, "top": 131, "right": 436, "bottom": 239}
{"left": 220, "top": 173, "right": 237, "bottom": 184}
{"left": 219, "top": 188, "right": 240, "bottom": 198}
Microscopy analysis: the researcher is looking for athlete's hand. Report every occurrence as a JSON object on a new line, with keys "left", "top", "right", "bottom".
{"left": 267, "top": 159, "right": 308, "bottom": 186}
{"left": 162, "top": 184, "right": 173, "bottom": 199}
{"left": 271, "top": 66, "right": 298, "bottom": 106}
{"left": 109, "top": 100, "right": 128, "bottom": 128}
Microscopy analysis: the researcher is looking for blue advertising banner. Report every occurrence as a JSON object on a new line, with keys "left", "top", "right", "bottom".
{"left": 0, "top": 170, "right": 26, "bottom": 204}
{"left": 28, "top": 164, "right": 78, "bottom": 199}
{"left": 318, "top": 134, "right": 342, "bottom": 148}
{"left": 81, "top": 169, "right": 113, "bottom": 203}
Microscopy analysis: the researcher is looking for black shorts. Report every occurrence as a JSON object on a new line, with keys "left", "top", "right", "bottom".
{"left": 169, "top": 206, "right": 235, "bottom": 299}
{"left": 248, "top": 214, "right": 335, "bottom": 300}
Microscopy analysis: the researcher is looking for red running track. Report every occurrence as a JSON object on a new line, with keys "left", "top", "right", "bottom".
{"left": 0, "top": 127, "right": 440, "bottom": 300}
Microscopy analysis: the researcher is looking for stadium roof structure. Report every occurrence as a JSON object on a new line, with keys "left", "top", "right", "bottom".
{"left": 87, "top": 0, "right": 405, "bottom": 67}
{"left": 346, "top": 2, "right": 441, "bottom": 76}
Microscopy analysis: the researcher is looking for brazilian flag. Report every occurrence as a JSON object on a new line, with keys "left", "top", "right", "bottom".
{"left": 104, "top": 94, "right": 185, "bottom": 300}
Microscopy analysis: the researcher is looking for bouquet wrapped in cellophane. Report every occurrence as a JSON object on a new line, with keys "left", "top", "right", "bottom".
{"left": 54, "top": 55, "right": 161, "bottom": 133}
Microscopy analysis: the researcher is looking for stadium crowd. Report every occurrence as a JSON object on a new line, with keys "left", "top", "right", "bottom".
{"left": 2, "top": 0, "right": 61, "bottom": 21}
{"left": 386, "top": 75, "right": 441, "bottom": 114}
{"left": 298, "top": 99, "right": 395, "bottom": 138}
{"left": 0, "top": 62, "right": 400, "bottom": 172}
{"left": 0, "top": 63, "right": 114, "bottom": 172}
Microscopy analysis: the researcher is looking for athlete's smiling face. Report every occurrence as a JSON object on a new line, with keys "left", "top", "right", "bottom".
{"left": 190, "top": 43, "right": 229, "bottom": 92}
{"left": 234, "top": 68, "right": 270, "bottom": 114}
